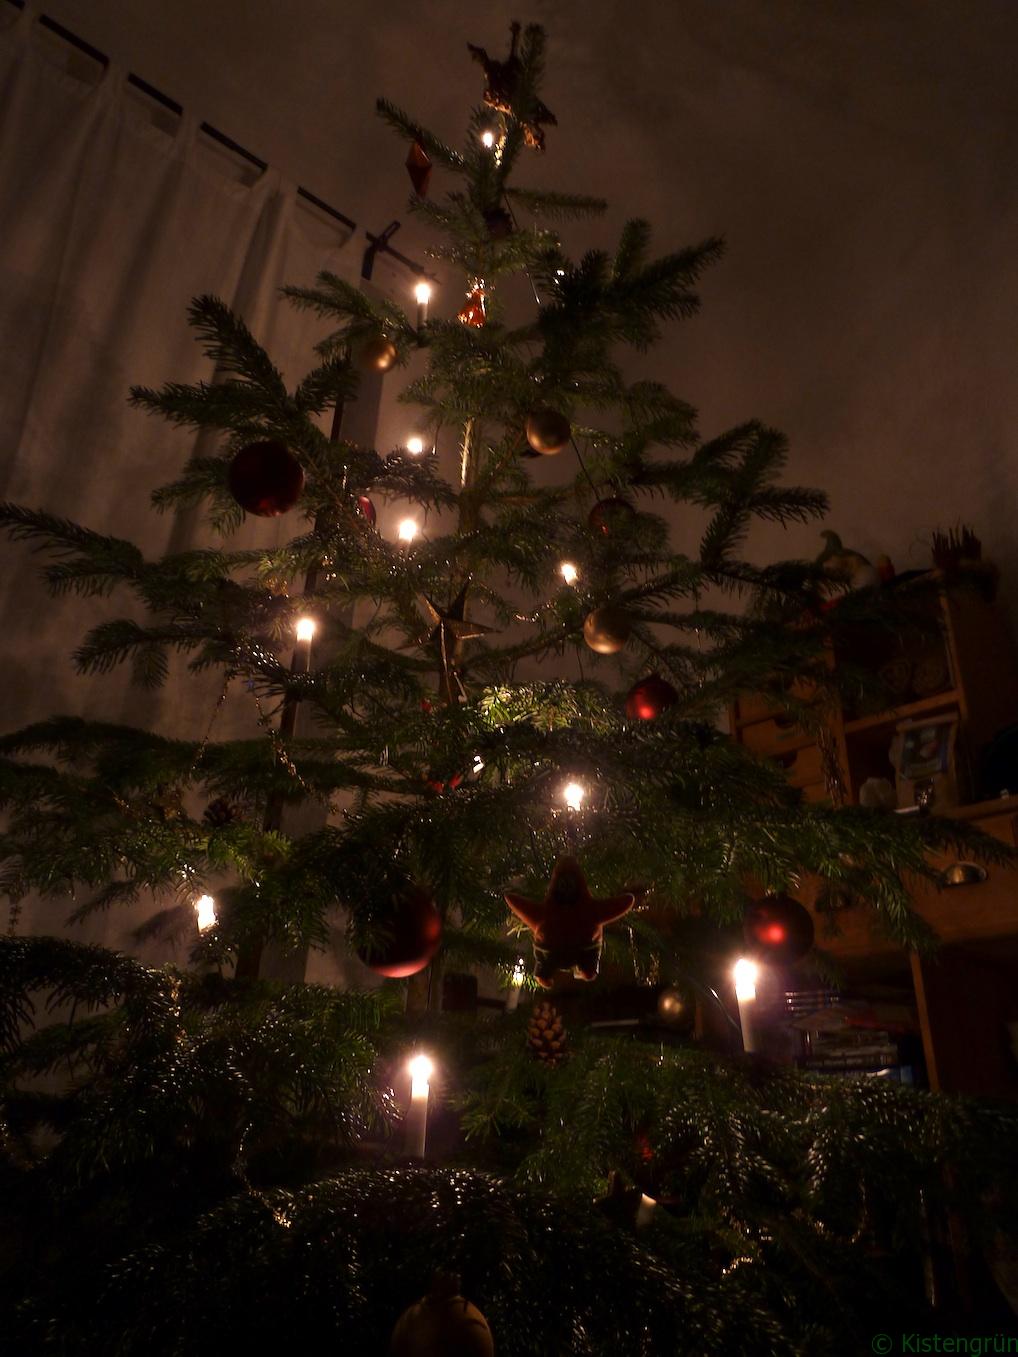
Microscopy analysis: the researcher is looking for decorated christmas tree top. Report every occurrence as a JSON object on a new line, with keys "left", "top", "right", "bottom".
{"left": 1, "top": 22, "right": 1015, "bottom": 1355}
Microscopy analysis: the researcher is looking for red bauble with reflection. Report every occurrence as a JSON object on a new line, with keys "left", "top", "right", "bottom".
{"left": 356, "top": 495, "right": 377, "bottom": 525}
{"left": 357, "top": 885, "right": 442, "bottom": 978}
{"left": 625, "top": 674, "right": 678, "bottom": 721}
{"left": 743, "top": 894, "right": 814, "bottom": 964}
{"left": 588, "top": 497, "right": 637, "bottom": 535}
{"left": 227, "top": 440, "right": 304, "bottom": 517}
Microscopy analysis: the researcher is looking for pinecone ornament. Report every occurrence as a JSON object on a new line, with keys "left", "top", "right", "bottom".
{"left": 203, "top": 796, "right": 240, "bottom": 829}
{"left": 527, "top": 1000, "right": 567, "bottom": 1066}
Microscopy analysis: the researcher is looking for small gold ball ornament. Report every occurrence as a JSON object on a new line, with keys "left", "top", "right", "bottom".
{"left": 582, "top": 605, "right": 631, "bottom": 655}
{"left": 525, "top": 407, "right": 571, "bottom": 456}
{"left": 355, "top": 334, "right": 398, "bottom": 373}
{"left": 656, "top": 986, "right": 687, "bottom": 1024}
{"left": 390, "top": 1273, "right": 494, "bottom": 1357}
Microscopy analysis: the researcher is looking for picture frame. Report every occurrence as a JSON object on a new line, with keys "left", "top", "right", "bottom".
{"left": 891, "top": 713, "right": 961, "bottom": 812}
{"left": 898, "top": 718, "right": 954, "bottom": 780}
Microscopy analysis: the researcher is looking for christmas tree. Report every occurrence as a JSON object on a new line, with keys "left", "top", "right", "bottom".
{"left": 1, "top": 23, "right": 1016, "bottom": 1355}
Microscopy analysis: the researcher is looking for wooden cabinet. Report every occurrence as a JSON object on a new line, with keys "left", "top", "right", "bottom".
{"left": 729, "top": 581, "right": 1018, "bottom": 1097}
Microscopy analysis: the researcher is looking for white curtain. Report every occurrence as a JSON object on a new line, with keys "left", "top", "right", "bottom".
{"left": 0, "top": 4, "right": 359, "bottom": 952}
{"left": 0, "top": 2, "right": 358, "bottom": 724}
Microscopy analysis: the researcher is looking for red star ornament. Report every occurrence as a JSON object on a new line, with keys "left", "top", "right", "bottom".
{"left": 505, "top": 857, "right": 634, "bottom": 988}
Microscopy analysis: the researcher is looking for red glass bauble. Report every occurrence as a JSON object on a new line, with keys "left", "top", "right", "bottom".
{"left": 356, "top": 495, "right": 377, "bottom": 525}
{"left": 484, "top": 206, "right": 513, "bottom": 240}
{"left": 357, "top": 886, "right": 442, "bottom": 978}
{"left": 588, "top": 497, "right": 637, "bottom": 535}
{"left": 743, "top": 894, "right": 815, "bottom": 964}
{"left": 625, "top": 674, "right": 678, "bottom": 721}
{"left": 227, "top": 441, "right": 304, "bottom": 517}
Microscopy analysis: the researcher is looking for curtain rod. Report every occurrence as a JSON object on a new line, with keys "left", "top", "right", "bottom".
{"left": 5, "top": 0, "right": 439, "bottom": 277}
{"left": 5, "top": 0, "right": 435, "bottom": 282}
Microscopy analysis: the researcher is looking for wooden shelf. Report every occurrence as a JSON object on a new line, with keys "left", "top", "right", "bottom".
{"left": 940, "top": 795, "right": 1018, "bottom": 823}
{"left": 727, "top": 580, "right": 1018, "bottom": 1098}
{"left": 734, "top": 709, "right": 816, "bottom": 731}
{"left": 843, "top": 690, "right": 960, "bottom": 735}
{"left": 734, "top": 713, "right": 774, "bottom": 730}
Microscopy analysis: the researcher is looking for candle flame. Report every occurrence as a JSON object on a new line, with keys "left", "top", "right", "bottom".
{"left": 195, "top": 894, "right": 217, "bottom": 932}
{"left": 397, "top": 518, "right": 419, "bottom": 544}
{"left": 414, "top": 280, "right": 432, "bottom": 304}
{"left": 559, "top": 561, "right": 579, "bottom": 585}
{"left": 295, "top": 616, "right": 316, "bottom": 643}
{"left": 408, "top": 1053, "right": 434, "bottom": 1081}
{"left": 408, "top": 1052, "right": 434, "bottom": 1098}
{"left": 562, "top": 781, "right": 585, "bottom": 812}
{"left": 734, "top": 957, "right": 759, "bottom": 1002}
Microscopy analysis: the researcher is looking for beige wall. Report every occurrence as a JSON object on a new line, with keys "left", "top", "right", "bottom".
{"left": 27, "top": 0, "right": 1018, "bottom": 630}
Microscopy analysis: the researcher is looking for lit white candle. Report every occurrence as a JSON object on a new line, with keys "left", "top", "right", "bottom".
{"left": 295, "top": 616, "right": 316, "bottom": 643}
{"left": 733, "top": 957, "right": 759, "bottom": 1054}
{"left": 505, "top": 956, "right": 527, "bottom": 1013}
{"left": 405, "top": 1053, "right": 434, "bottom": 1157}
{"left": 397, "top": 517, "right": 419, "bottom": 545}
{"left": 480, "top": 130, "right": 496, "bottom": 149}
{"left": 414, "top": 279, "right": 431, "bottom": 332}
{"left": 635, "top": 1193, "right": 657, "bottom": 1228}
{"left": 559, "top": 561, "right": 579, "bottom": 585}
{"left": 194, "top": 894, "right": 217, "bottom": 933}
{"left": 562, "top": 781, "right": 585, "bottom": 812}
{"left": 406, "top": 435, "right": 426, "bottom": 456}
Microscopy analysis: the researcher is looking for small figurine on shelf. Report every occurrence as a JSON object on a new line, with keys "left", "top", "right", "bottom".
{"left": 875, "top": 553, "right": 896, "bottom": 585}
{"left": 931, "top": 524, "right": 999, "bottom": 601}
{"left": 815, "top": 531, "right": 881, "bottom": 593}
{"left": 858, "top": 776, "right": 897, "bottom": 811}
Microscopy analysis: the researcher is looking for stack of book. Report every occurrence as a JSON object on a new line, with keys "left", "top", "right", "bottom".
{"left": 788, "top": 994, "right": 918, "bottom": 1080}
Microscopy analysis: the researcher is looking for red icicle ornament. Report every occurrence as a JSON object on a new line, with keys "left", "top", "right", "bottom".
{"left": 405, "top": 140, "right": 432, "bottom": 196}
{"left": 458, "top": 279, "right": 487, "bottom": 327}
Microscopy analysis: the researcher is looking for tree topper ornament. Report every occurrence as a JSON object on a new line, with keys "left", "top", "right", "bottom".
{"left": 505, "top": 857, "right": 634, "bottom": 987}
{"left": 468, "top": 22, "right": 557, "bottom": 151}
